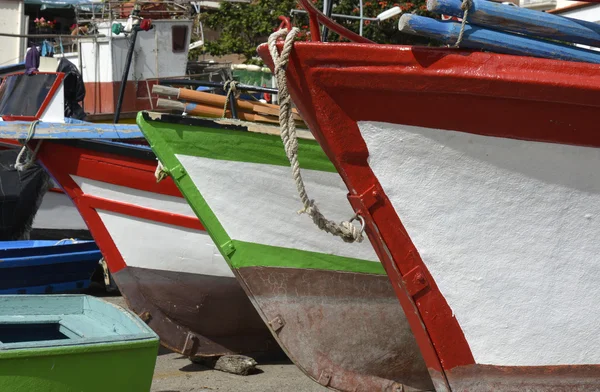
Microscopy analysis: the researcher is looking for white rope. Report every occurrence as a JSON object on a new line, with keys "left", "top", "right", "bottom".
{"left": 267, "top": 28, "right": 364, "bottom": 243}
{"left": 222, "top": 80, "right": 239, "bottom": 118}
{"left": 155, "top": 159, "right": 168, "bottom": 183}
{"left": 54, "top": 238, "right": 77, "bottom": 245}
{"left": 454, "top": 0, "right": 472, "bottom": 48}
{"left": 15, "top": 120, "right": 42, "bottom": 172}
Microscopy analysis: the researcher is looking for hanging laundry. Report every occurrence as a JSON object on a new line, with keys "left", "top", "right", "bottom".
{"left": 40, "top": 40, "right": 54, "bottom": 57}
{"left": 24, "top": 44, "right": 40, "bottom": 75}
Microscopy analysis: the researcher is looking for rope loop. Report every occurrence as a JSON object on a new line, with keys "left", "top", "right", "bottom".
{"left": 15, "top": 120, "right": 42, "bottom": 172}
{"left": 222, "top": 80, "right": 239, "bottom": 118}
{"left": 154, "top": 159, "right": 168, "bottom": 183}
{"left": 267, "top": 28, "right": 364, "bottom": 243}
{"left": 454, "top": 0, "right": 472, "bottom": 48}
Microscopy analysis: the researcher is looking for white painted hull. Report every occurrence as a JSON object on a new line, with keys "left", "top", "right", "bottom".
{"left": 359, "top": 120, "right": 600, "bottom": 367}
{"left": 70, "top": 175, "right": 232, "bottom": 278}
{"left": 176, "top": 154, "right": 380, "bottom": 262}
{"left": 33, "top": 190, "right": 87, "bottom": 232}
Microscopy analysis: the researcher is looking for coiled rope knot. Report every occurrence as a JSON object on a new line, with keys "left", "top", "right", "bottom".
{"left": 15, "top": 120, "right": 42, "bottom": 172}
{"left": 454, "top": 0, "right": 472, "bottom": 48}
{"left": 267, "top": 28, "right": 364, "bottom": 244}
{"left": 222, "top": 80, "right": 239, "bottom": 118}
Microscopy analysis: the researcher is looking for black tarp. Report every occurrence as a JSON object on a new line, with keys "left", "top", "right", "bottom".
{"left": 56, "top": 57, "right": 86, "bottom": 120}
{"left": 0, "top": 149, "right": 51, "bottom": 240}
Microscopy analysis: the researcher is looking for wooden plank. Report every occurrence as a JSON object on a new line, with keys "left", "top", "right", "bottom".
{"left": 151, "top": 85, "right": 179, "bottom": 98}
{"left": 0, "top": 121, "right": 143, "bottom": 139}
{"left": 398, "top": 14, "right": 600, "bottom": 64}
{"left": 153, "top": 85, "right": 303, "bottom": 121}
{"left": 213, "top": 118, "right": 315, "bottom": 140}
{"left": 156, "top": 98, "right": 306, "bottom": 127}
{"left": 428, "top": 0, "right": 600, "bottom": 47}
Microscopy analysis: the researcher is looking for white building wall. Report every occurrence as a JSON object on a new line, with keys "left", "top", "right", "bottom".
{"left": 0, "top": 0, "right": 26, "bottom": 67}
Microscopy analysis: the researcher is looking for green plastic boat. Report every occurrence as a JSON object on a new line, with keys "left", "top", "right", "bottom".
{"left": 0, "top": 295, "right": 159, "bottom": 392}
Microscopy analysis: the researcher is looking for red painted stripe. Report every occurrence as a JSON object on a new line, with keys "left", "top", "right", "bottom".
{"left": 33, "top": 141, "right": 204, "bottom": 274}
{"left": 83, "top": 194, "right": 204, "bottom": 231}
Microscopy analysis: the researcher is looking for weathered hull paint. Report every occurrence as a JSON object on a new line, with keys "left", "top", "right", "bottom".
{"left": 258, "top": 7, "right": 600, "bottom": 389}
{"left": 83, "top": 80, "right": 159, "bottom": 119}
{"left": 137, "top": 112, "right": 435, "bottom": 392}
{"left": 238, "top": 266, "right": 433, "bottom": 391}
{"left": 34, "top": 140, "right": 281, "bottom": 359}
{"left": 114, "top": 266, "right": 280, "bottom": 359}
{"left": 445, "top": 365, "right": 600, "bottom": 392}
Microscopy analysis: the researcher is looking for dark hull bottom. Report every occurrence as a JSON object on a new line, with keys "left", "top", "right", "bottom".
{"left": 237, "top": 266, "right": 435, "bottom": 392}
{"left": 113, "top": 266, "right": 283, "bottom": 359}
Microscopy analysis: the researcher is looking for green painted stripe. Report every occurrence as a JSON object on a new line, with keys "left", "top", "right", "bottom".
{"left": 140, "top": 113, "right": 336, "bottom": 173}
{"left": 230, "top": 240, "right": 386, "bottom": 275}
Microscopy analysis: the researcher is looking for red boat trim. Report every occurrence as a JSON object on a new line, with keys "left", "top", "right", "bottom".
{"left": 300, "top": 1, "right": 372, "bottom": 43}
{"left": 81, "top": 195, "right": 203, "bottom": 231}
{"left": 32, "top": 141, "right": 205, "bottom": 273}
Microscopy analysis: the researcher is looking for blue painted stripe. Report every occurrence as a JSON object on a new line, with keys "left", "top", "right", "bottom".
{"left": 398, "top": 14, "right": 600, "bottom": 64}
{"left": 428, "top": 0, "right": 600, "bottom": 48}
{"left": 0, "top": 280, "right": 92, "bottom": 295}
{"left": 0, "top": 121, "right": 143, "bottom": 139}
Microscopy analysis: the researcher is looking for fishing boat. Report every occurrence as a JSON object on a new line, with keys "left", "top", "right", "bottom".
{"left": 0, "top": 239, "right": 100, "bottom": 294}
{"left": 137, "top": 112, "right": 434, "bottom": 391}
{"left": 0, "top": 52, "right": 282, "bottom": 360}
{"left": 35, "top": 137, "right": 281, "bottom": 359}
{"left": 0, "top": 142, "right": 89, "bottom": 240}
{"left": 0, "top": 0, "right": 195, "bottom": 123}
{"left": 0, "top": 294, "right": 158, "bottom": 391}
{"left": 256, "top": 1, "right": 600, "bottom": 390}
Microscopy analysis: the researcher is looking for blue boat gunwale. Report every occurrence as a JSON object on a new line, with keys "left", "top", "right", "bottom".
{"left": 0, "top": 295, "right": 158, "bottom": 351}
{"left": 0, "top": 240, "right": 101, "bottom": 268}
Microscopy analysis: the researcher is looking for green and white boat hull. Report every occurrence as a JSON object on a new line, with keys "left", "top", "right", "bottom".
{"left": 138, "top": 112, "right": 433, "bottom": 392}
{"left": 0, "top": 295, "right": 158, "bottom": 392}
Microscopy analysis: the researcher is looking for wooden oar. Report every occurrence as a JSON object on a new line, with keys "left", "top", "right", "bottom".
{"left": 398, "top": 14, "right": 600, "bottom": 64}
{"left": 152, "top": 85, "right": 303, "bottom": 121}
{"left": 428, "top": 0, "right": 600, "bottom": 47}
{"left": 156, "top": 98, "right": 306, "bottom": 127}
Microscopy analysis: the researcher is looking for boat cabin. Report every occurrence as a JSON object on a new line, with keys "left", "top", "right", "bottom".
{"left": 0, "top": 0, "right": 193, "bottom": 122}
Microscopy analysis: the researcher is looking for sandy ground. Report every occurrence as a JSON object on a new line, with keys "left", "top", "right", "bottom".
{"left": 102, "top": 296, "right": 328, "bottom": 392}
{"left": 151, "top": 349, "right": 328, "bottom": 392}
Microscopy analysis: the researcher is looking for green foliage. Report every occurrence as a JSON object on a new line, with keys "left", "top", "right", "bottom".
{"left": 202, "top": 0, "right": 439, "bottom": 64}
{"left": 318, "top": 0, "right": 438, "bottom": 45}
{"left": 202, "top": 0, "right": 299, "bottom": 64}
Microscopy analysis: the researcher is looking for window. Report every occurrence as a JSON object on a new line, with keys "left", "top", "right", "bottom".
{"left": 0, "top": 73, "right": 58, "bottom": 117}
{"left": 172, "top": 25, "right": 188, "bottom": 53}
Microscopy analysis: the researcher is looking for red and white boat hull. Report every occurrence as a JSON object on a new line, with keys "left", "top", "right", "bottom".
{"left": 35, "top": 140, "right": 280, "bottom": 358}
{"left": 259, "top": 21, "right": 600, "bottom": 390}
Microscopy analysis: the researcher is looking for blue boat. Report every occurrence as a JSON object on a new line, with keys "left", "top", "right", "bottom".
{"left": 0, "top": 240, "right": 101, "bottom": 294}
